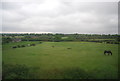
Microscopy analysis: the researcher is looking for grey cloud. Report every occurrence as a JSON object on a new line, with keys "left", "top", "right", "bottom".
{"left": 2, "top": 1, "right": 118, "bottom": 34}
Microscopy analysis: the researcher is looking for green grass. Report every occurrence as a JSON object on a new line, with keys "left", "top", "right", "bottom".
{"left": 3, "top": 41, "right": 118, "bottom": 79}
{"left": 89, "top": 39, "right": 116, "bottom": 41}
{"left": 61, "top": 37, "right": 68, "bottom": 39}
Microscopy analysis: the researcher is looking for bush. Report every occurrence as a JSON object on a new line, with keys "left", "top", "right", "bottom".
{"left": 21, "top": 45, "right": 26, "bottom": 47}
{"left": 2, "top": 64, "right": 39, "bottom": 79}
{"left": 39, "top": 42, "right": 42, "bottom": 44}
{"left": 17, "top": 45, "right": 21, "bottom": 48}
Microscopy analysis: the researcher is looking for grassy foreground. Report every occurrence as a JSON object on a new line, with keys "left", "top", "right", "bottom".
{"left": 2, "top": 41, "right": 118, "bottom": 79}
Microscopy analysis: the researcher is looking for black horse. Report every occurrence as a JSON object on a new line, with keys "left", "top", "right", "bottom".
{"left": 104, "top": 50, "right": 112, "bottom": 55}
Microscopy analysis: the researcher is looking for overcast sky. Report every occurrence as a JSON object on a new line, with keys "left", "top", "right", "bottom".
{"left": 1, "top": 0, "right": 119, "bottom": 34}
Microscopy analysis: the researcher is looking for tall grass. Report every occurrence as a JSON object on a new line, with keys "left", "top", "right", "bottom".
{"left": 2, "top": 63, "right": 39, "bottom": 79}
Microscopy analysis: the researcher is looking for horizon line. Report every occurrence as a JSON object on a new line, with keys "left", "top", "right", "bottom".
{"left": 0, "top": 32, "right": 118, "bottom": 35}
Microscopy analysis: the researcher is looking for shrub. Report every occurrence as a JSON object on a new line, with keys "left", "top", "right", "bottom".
{"left": 17, "top": 45, "right": 21, "bottom": 48}
{"left": 2, "top": 64, "right": 39, "bottom": 79}
{"left": 39, "top": 42, "right": 42, "bottom": 44}
{"left": 21, "top": 45, "right": 26, "bottom": 47}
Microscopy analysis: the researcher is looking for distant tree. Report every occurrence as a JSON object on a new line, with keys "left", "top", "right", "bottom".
{"left": 54, "top": 35, "right": 61, "bottom": 42}
{"left": 2, "top": 37, "right": 12, "bottom": 44}
{"left": 116, "top": 35, "right": 120, "bottom": 42}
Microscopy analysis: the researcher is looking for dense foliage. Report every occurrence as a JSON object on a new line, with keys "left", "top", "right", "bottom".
{"left": 2, "top": 33, "right": 120, "bottom": 44}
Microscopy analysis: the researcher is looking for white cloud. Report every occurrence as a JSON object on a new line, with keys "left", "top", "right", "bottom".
{"left": 2, "top": 0, "right": 119, "bottom": 2}
{"left": 1, "top": 0, "right": 118, "bottom": 34}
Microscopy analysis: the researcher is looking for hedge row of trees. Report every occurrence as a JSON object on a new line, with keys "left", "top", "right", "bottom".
{"left": 2, "top": 33, "right": 120, "bottom": 44}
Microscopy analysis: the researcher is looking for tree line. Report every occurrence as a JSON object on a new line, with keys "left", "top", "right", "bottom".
{"left": 2, "top": 33, "right": 120, "bottom": 44}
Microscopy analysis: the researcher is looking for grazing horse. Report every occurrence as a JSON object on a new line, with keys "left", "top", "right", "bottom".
{"left": 104, "top": 50, "right": 112, "bottom": 55}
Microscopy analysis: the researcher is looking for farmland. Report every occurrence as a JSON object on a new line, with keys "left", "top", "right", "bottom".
{"left": 2, "top": 41, "right": 118, "bottom": 79}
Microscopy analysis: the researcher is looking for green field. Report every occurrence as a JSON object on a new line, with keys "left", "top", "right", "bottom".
{"left": 3, "top": 41, "right": 118, "bottom": 79}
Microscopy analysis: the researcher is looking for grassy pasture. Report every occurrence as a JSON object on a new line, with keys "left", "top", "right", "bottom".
{"left": 2, "top": 41, "right": 118, "bottom": 79}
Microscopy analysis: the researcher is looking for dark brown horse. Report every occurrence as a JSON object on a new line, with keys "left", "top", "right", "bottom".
{"left": 104, "top": 50, "right": 112, "bottom": 55}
